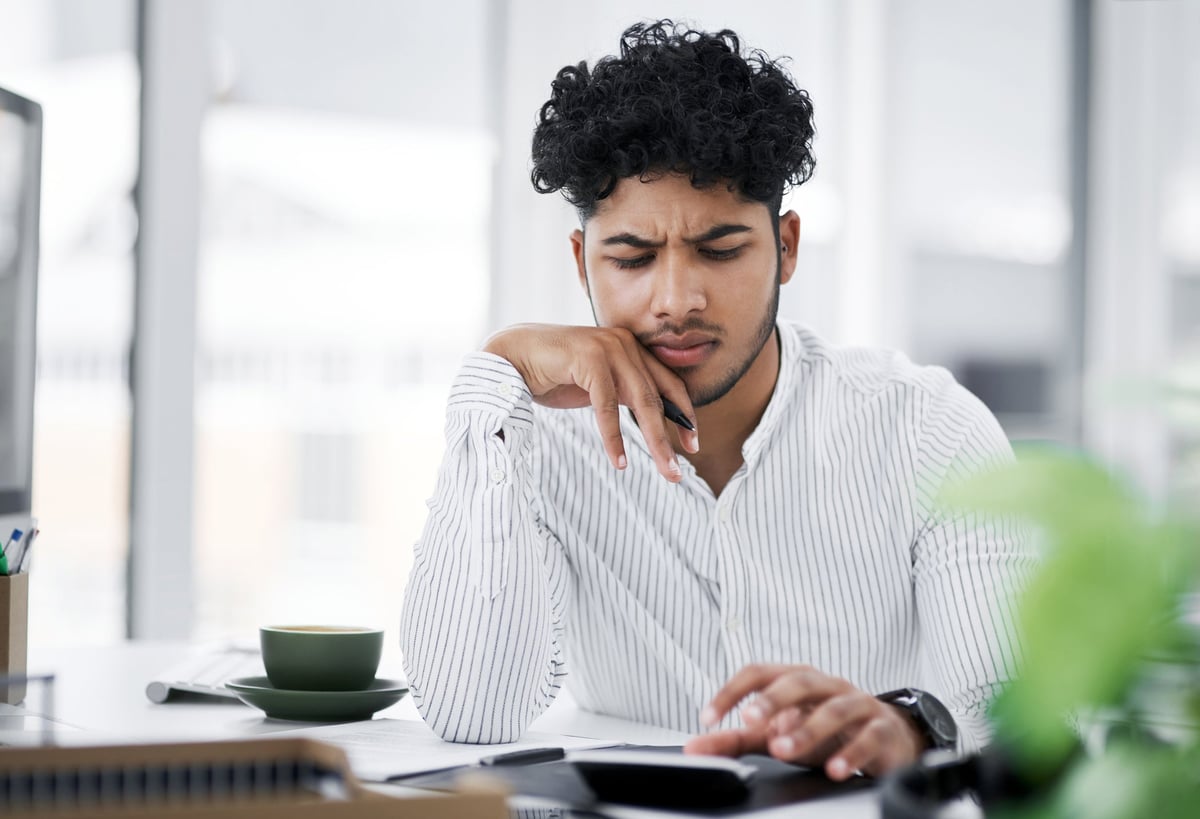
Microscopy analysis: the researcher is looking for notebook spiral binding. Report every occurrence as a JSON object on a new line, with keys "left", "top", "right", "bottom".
{"left": 0, "top": 737, "right": 358, "bottom": 816}
{"left": 0, "top": 758, "right": 348, "bottom": 812}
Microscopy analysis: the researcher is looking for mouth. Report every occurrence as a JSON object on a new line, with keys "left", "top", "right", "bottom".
{"left": 647, "top": 335, "right": 718, "bottom": 369}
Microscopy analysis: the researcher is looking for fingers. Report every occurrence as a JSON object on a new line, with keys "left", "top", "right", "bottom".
{"left": 742, "top": 669, "right": 852, "bottom": 729}
{"left": 600, "top": 329, "right": 692, "bottom": 481}
{"left": 702, "top": 664, "right": 846, "bottom": 730}
{"left": 696, "top": 664, "right": 925, "bottom": 779}
{"left": 767, "top": 705, "right": 806, "bottom": 735}
{"left": 765, "top": 692, "right": 874, "bottom": 763}
{"left": 570, "top": 339, "right": 678, "bottom": 481}
{"left": 684, "top": 728, "right": 768, "bottom": 758}
{"left": 579, "top": 364, "right": 628, "bottom": 471}
{"left": 611, "top": 332, "right": 696, "bottom": 470}
{"left": 633, "top": 345, "right": 699, "bottom": 454}
{"left": 613, "top": 363, "right": 682, "bottom": 482}
{"left": 488, "top": 324, "right": 696, "bottom": 482}
{"left": 767, "top": 695, "right": 921, "bottom": 780}
{"left": 700, "top": 664, "right": 791, "bottom": 727}
{"left": 824, "top": 715, "right": 910, "bottom": 780}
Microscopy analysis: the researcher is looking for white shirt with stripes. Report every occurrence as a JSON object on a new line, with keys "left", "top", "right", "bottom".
{"left": 399, "top": 321, "right": 1034, "bottom": 750}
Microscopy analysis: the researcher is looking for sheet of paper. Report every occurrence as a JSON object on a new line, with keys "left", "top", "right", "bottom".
{"left": 276, "top": 717, "right": 616, "bottom": 782}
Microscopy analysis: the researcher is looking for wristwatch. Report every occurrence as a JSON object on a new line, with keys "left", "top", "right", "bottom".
{"left": 876, "top": 688, "right": 958, "bottom": 751}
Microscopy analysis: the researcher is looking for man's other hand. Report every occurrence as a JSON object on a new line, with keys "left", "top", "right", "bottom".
{"left": 685, "top": 664, "right": 926, "bottom": 780}
{"left": 484, "top": 324, "right": 699, "bottom": 482}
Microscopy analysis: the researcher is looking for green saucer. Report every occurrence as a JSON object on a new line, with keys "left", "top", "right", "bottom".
{"left": 226, "top": 676, "right": 409, "bottom": 722}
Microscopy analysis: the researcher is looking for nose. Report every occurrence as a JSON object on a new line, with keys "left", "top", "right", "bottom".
{"left": 649, "top": 248, "right": 706, "bottom": 319}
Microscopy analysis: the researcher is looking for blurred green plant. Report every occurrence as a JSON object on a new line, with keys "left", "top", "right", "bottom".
{"left": 942, "top": 446, "right": 1200, "bottom": 818}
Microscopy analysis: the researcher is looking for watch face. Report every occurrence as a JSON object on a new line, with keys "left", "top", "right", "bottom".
{"left": 915, "top": 694, "right": 958, "bottom": 745}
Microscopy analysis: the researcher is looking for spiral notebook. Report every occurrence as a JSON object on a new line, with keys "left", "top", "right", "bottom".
{"left": 0, "top": 736, "right": 506, "bottom": 818}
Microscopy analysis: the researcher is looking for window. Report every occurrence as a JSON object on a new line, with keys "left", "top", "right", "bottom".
{"left": 192, "top": 0, "right": 494, "bottom": 642}
{"left": 1, "top": 0, "right": 137, "bottom": 645}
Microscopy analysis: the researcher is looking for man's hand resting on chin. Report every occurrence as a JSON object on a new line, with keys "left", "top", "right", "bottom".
{"left": 685, "top": 664, "right": 927, "bottom": 781}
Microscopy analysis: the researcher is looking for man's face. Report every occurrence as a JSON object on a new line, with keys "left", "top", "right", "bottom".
{"left": 572, "top": 173, "right": 798, "bottom": 407}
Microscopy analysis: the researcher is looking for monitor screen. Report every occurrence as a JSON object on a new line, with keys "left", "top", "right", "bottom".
{"left": 0, "top": 87, "right": 41, "bottom": 518}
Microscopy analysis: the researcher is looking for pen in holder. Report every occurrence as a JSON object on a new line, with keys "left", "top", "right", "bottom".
{"left": 1, "top": 571, "right": 29, "bottom": 704}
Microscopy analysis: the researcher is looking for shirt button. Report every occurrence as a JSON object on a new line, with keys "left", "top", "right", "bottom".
{"left": 726, "top": 616, "right": 742, "bottom": 632}
{"left": 718, "top": 506, "right": 731, "bottom": 523}
{"left": 490, "top": 469, "right": 505, "bottom": 484}
{"left": 496, "top": 384, "right": 513, "bottom": 397}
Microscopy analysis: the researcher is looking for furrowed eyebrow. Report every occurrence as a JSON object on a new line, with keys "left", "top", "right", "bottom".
{"left": 601, "top": 232, "right": 662, "bottom": 249}
{"left": 599, "top": 223, "right": 753, "bottom": 249}
{"left": 685, "top": 224, "right": 753, "bottom": 244}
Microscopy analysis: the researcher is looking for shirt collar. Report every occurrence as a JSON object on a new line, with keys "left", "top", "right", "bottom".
{"left": 739, "top": 320, "right": 802, "bottom": 468}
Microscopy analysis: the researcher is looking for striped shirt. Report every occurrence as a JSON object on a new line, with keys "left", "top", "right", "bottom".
{"left": 399, "top": 321, "right": 1034, "bottom": 749}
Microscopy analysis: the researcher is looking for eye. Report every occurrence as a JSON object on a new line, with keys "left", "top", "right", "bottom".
{"left": 701, "top": 246, "right": 743, "bottom": 261}
{"left": 611, "top": 255, "right": 654, "bottom": 270}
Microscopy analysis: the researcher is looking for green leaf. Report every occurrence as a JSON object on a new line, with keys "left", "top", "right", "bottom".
{"left": 940, "top": 447, "right": 1198, "bottom": 769}
{"left": 1050, "top": 743, "right": 1200, "bottom": 819}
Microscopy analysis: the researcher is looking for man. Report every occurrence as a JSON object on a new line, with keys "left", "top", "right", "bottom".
{"left": 400, "top": 20, "right": 1032, "bottom": 780}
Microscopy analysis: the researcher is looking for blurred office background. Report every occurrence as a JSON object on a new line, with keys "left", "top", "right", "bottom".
{"left": 0, "top": 0, "right": 1196, "bottom": 647}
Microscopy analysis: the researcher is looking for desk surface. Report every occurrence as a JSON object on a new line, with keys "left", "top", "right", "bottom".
{"left": 9, "top": 641, "right": 885, "bottom": 818}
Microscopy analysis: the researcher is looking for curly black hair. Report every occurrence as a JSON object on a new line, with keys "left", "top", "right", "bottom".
{"left": 530, "top": 20, "right": 816, "bottom": 222}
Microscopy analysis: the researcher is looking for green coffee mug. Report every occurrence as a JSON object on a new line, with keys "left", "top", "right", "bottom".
{"left": 259, "top": 625, "right": 383, "bottom": 691}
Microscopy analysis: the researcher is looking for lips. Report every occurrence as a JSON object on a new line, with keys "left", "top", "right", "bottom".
{"left": 648, "top": 335, "right": 718, "bottom": 368}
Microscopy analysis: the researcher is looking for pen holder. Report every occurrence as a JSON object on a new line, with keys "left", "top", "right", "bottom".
{"left": 0, "top": 572, "right": 29, "bottom": 704}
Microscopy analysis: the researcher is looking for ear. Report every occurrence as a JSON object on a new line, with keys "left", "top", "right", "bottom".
{"left": 778, "top": 211, "right": 801, "bottom": 285}
{"left": 571, "top": 228, "right": 589, "bottom": 295}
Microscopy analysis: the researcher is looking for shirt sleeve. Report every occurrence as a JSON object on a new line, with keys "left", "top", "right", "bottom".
{"left": 398, "top": 352, "right": 570, "bottom": 743}
{"left": 910, "top": 376, "right": 1039, "bottom": 753}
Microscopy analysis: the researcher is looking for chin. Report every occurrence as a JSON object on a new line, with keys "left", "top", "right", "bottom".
{"left": 671, "top": 366, "right": 708, "bottom": 394}
{"left": 686, "top": 373, "right": 736, "bottom": 409}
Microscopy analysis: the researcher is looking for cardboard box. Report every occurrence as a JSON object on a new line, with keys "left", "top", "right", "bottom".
{"left": 0, "top": 736, "right": 509, "bottom": 818}
{"left": 0, "top": 572, "right": 29, "bottom": 705}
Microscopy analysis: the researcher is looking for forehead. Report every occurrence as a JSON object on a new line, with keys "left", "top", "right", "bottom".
{"left": 589, "top": 173, "right": 769, "bottom": 235}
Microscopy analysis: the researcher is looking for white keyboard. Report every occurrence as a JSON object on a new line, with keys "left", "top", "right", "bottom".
{"left": 145, "top": 645, "right": 266, "bottom": 703}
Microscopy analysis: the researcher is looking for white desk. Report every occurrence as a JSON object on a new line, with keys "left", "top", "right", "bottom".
{"left": 8, "top": 641, "right": 882, "bottom": 818}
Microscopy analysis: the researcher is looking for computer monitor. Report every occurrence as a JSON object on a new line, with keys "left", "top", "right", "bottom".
{"left": 0, "top": 86, "right": 41, "bottom": 525}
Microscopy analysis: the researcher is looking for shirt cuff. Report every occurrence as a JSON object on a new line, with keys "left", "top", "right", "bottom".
{"left": 448, "top": 352, "right": 536, "bottom": 433}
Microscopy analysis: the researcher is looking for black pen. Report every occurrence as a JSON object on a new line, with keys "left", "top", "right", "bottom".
{"left": 661, "top": 397, "right": 695, "bottom": 432}
{"left": 479, "top": 747, "right": 566, "bottom": 766}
